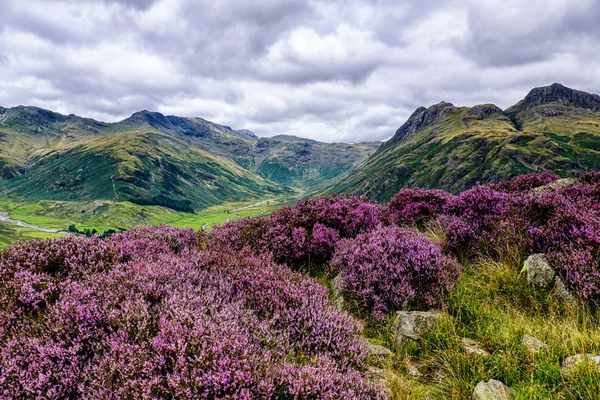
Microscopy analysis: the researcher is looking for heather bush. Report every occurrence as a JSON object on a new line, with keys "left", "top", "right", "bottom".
{"left": 330, "top": 226, "right": 461, "bottom": 321}
{"left": 383, "top": 188, "right": 454, "bottom": 227}
{"left": 439, "top": 185, "right": 528, "bottom": 257}
{"left": 0, "top": 228, "right": 382, "bottom": 399}
{"left": 211, "top": 195, "right": 381, "bottom": 269}
{"left": 488, "top": 171, "right": 560, "bottom": 193}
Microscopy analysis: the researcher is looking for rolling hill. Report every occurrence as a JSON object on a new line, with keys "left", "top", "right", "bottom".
{"left": 0, "top": 107, "right": 379, "bottom": 211}
{"left": 328, "top": 83, "right": 600, "bottom": 201}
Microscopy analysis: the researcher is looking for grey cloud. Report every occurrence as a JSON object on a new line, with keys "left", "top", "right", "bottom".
{"left": 456, "top": 1, "right": 600, "bottom": 67}
{"left": 0, "top": 0, "right": 600, "bottom": 143}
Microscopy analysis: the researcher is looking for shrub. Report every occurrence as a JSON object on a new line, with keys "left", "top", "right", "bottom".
{"left": 488, "top": 171, "right": 560, "bottom": 193}
{"left": 330, "top": 226, "right": 461, "bottom": 321}
{"left": 210, "top": 195, "right": 381, "bottom": 270}
{"left": 0, "top": 228, "right": 382, "bottom": 399}
{"left": 383, "top": 188, "right": 454, "bottom": 227}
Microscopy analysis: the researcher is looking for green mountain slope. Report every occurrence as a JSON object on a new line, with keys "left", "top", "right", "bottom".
{"left": 329, "top": 83, "right": 600, "bottom": 201}
{"left": 0, "top": 106, "right": 379, "bottom": 211}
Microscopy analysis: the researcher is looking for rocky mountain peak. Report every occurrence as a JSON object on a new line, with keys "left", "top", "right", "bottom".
{"left": 383, "top": 102, "right": 457, "bottom": 148}
{"left": 520, "top": 83, "right": 600, "bottom": 111}
{"left": 466, "top": 104, "right": 504, "bottom": 119}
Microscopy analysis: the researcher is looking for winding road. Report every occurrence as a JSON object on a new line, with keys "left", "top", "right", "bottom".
{"left": 0, "top": 212, "right": 63, "bottom": 233}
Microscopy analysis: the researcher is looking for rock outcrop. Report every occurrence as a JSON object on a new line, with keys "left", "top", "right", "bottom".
{"left": 522, "top": 335, "right": 549, "bottom": 353}
{"left": 466, "top": 104, "right": 504, "bottom": 119}
{"left": 462, "top": 338, "right": 490, "bottom": 356}
{"left": 561, "top": 354, "right": 600, "bottom": 372}
{"left": 522, "top": 254, "right": 555, "bottom": 287}
{"left": 518, "top": 83, "right": 600, "bottom": 111}
{"left": 383, "top": 102, "right": 457, "bottom": 147}
{"left": 472, "top": 379, "right": 514, "bottom": 400}
{"left": 392, "top": 311, "right": 443, "bottom": 347}
{"left": 521, "top": 254, "right": 575, "bottom": 301}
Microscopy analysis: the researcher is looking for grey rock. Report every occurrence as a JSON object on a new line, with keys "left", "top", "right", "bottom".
{"left": 392, "top": 311, "right": 443, "bottom": 347}
{"left": 522, "top": 254, "right": 555, "bottom": 287}
{"left": 368, "top": 342, "right": 394, "bottom": 358}
{"left": 561, "top": 354, "right": 600, "bottom": 371}
{"left": 331, "top": 274, "right": 345, "bottom": 299}
{"left": 472, "top": 379, "right": 513, "bottom": 400}
{"left": 462, "top": 338, "right": 491, "bottom": 356}
{"left": 405, "top": 361, "right": 423, "bottom": 378}
{"left": 554, "top": 278, "right": 575, "bottom": 301}
{"left": 367, "top": 367, "right": 392, "bottom": 398}
{"left": 522, "top": 335, "right": 549, "bottom": 353}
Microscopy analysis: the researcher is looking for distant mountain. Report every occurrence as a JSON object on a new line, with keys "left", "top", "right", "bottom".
{"left": 328, "top": 83, "right": 600, "bottom": 201}
{"left": 0, "top": 106, "right": 379, "bottom": 211}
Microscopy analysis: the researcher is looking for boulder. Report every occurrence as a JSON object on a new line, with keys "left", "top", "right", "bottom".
{"left": 367, "top": 367, "right": 392, "bottom": 398}
{"left": 472, "top": 379, "right": 513, "bottom": 400}
{"left": 405, "top": 361, "right": 423, "bottom": 378}
{"left": 522, "top": 254, "right": 555, "bottom": 287}
{"left": 462, "top": 338, "right": 491, "bottom": 356}
{"left": 392, "top": 311, "right": 443, "bottom": 347}
{"left": 522, "top": 334, "right": 549, "bottom": 353}
{"left": 554, "top": 278, "right": 575, "bottom": 301}
{"left": 368, "top": 342, "right": 394, "bottom": 358}
{"left": 561, "top": 354, "right": 600, "bottom": 372}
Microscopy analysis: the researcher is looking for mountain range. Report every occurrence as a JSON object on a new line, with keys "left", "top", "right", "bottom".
{"left": 1, "top": 83, "right": 599, "bottom": 212}
{"left": 329, "top": 83, "right": 600, "bottom": 200}
{"left": 0, "top": 106, "right": 378, "bottom": 211}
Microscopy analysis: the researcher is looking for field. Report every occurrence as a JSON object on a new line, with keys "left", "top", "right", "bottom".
{"left": 0, "top": 195, "right": 295, "bottom": 248}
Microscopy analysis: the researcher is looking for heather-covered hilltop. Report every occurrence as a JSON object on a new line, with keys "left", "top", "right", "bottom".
{"left": 2, "top": 172, "right": 600, "bottom": 398}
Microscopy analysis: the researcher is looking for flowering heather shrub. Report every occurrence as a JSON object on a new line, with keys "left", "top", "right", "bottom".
{"left": 208, "top": 216, "right": 269, "bottom": 252}
{"left": 547, "top": 247, "right": 600, "bottom": 301}
{"left": 383, "top": 188, "right": 454, "bottom": 227}
{"left": 211, "top": 195, "right": 381, "bottom": 269}
{"left": 488, "top": 171, "right": 560, "bottom": 193}
{"left": 0, "top": 228, "right": 382, "bottom": 399}
{"left": 330, "top": 226, "right": 461, "bottom": 321}
{"left": 439, "top": 185, "right": 528, "bottom": 256}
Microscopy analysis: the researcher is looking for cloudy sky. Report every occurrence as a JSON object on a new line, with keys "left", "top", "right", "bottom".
{"left": 0, "top": 0, "right": 599, "bottom": 143}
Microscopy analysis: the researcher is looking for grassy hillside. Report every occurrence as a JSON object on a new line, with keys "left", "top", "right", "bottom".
{"left": 0, "top": 106, "right": 378, "bottom": 212}
{"left": 328, "top": 84, "right": 600, "bottom": 201}
{"left": 0, "top": 129, "right": 283, "bottom": 211}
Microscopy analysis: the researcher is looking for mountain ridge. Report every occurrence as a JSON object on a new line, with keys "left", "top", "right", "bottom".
{"left": 0, "top": 105, "right": 379, "bottom": 211}
{"left": 329, "top": 83, "right": 600, "bottom": 200}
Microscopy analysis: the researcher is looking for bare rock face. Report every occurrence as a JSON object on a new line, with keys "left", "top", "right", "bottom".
{"left": 522, "top": 335, "right": 549, "bottom": 353}
{"left": 392, "top": 311, "right": 444, "bottom": 347}
{"left": 520, "top": 83, "right": 600, "bottom": 111}
{"left": 466, "top": 104, "right": 504, "bottom": 120}
{"left": 462, "top": 338, "right": 491, "bottom": 356}
{"left": 472, "top": 379, "right": 514, "bottom": 400}
{"left": 386, "top": 102, "right": 457, "bottom": 145}
{"left": 522, "top": 254, "right": 555, "bottom": 287}
{"left": 561, "top": 354, "right": 600, "bottom": 372}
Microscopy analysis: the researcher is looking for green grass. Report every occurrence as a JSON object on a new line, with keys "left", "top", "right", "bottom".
{"left": 353, "top": 250, "right": 600, "bottom": 399}
{"left": 0, "top": 195, "right": 297, "bottom": 247}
